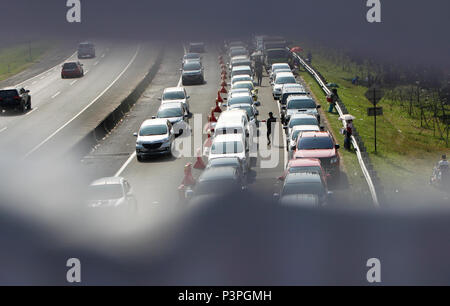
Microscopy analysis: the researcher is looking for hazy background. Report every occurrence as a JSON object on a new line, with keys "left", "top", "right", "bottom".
{"left": 1, "top": 0, "right": 449, "bottom": 66}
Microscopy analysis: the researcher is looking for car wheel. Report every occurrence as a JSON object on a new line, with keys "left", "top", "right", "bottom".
{"left": 27, "top": 98, "right": 32, "bottom": 110}
{"left": 137, "top": 155, "right": 143, "bottom": 162}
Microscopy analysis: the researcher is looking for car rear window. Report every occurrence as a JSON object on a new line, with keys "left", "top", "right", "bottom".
{"left": 287, "top": 99, "right": 316, "bottom": 109}
{"left": 289, "top": 117, "right": 318, "bottom": 128}
{"left": 163, "top": 91, "right": 185, "bottom": 100}
{"left": 157, "top": 108, "right": 183, "bottom": 118}
{"left": 63, "top": 63, "right": 78, "bottom": 69}
{"left": 139, "top": 125, "right": 168, "bottom": 136}
{"left": 183, "top": 62, "right": 201, "bottom": 71}
{"left": 0, "top": 90, "right": 18, "bottom": 98}
{"left": 288, "top": 166, "right": 322, "bottom": 175}
{"left": 298, "top": 137, "right": 334, "bottom": 150}
{"left": 228, "top": 96, "right": 253, "bottom": 106}
{"left": 211, "top": 141, "right": 244, "bottom": 154}
{"left": 282, "top": 181, "right": 325, "bottom": 196}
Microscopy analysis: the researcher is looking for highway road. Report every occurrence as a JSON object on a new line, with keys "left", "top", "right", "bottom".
{"left": 0, "top": 41, "right": 162, "bottom": 160}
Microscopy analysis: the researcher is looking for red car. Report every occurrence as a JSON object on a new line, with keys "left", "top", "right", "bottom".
{"left": 61, "top": 61, "right": 84, "bottom": 78}
{"left": 279, "top": 158, "right": 330, "bottom": 187}
{"left": 293, "top": 131, "right": 340, "bottom": 177}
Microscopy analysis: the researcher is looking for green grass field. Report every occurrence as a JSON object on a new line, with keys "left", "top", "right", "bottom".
{"left": 0, "top": 42, "right": 52, "bottom": 82}
{"left": 297, "top": 44, "right": 450, "bottom": 202}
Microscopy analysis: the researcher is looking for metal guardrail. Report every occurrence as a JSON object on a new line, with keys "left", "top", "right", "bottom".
{"left": 290, "top": 51, "right": 380, "bottom": 207}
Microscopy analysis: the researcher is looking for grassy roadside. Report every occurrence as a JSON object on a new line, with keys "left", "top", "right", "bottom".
{"left": 0, "top": 42, "right": 52, "bottom": 82}
{"left": 296, "top": 44, "right": 450, "bottom": 201}
{"left": 299, "top": 71, "right": 372, "bottom": 205}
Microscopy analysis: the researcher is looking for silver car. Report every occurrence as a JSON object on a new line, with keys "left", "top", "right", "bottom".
{"left": 87, "top": 177, "right": 137, "bottom": 210}
{"left": 156, "top": 102, "right": 189, "bottom": 136}
{"left": 134, "top": 118, "right": 175, "bottom": 161}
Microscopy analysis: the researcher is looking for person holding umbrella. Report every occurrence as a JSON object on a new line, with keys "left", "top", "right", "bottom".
{"left": 328, "top": 88, "right": 339, "bottom": 113}
{"left": 339, "top": 114, "right": 355, "bottom": 151}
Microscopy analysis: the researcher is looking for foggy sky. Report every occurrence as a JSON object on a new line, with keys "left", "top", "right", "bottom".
{"left": 1, "top": 0, "right": 449, "bottom": 66}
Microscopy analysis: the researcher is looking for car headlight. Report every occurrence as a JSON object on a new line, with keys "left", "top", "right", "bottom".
{"left": 161, "top": 138, "right": 171, "bottom": 147}
{"left": 330, "top": 157, "right": 338, "bottom": 164}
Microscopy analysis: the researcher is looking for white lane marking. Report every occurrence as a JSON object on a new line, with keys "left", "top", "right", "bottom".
{"left": 84, "top": 70, "right": 89, "bottom": 75}
{"left": 94, "top": 61, "right": 99, "bottom": 66}
{"left": 40, "top": 76, "right": 46, "bottom": 80}
{"left": 14, "top": 51, "right": 77, "bottom": 88}
{"left": 25, "top": 107, "right": 38, "bottom": 116}
{"left": 114, "top": 151, "right": 137, "bottom": 177}
{"left": 70, "top": 80, "right": 78, "bottom": 86}
{"left": 32, "top": 81, "right": 37, "bottom": 85}
{"left": 51, "top": 91, "right": 61, "bottom": 99}
{"left": 101, "top": 54, "right": 105, "bottom": 58}
{"left": 0, "top": 127, "right": 7, "bottom": 133}
{"left": 24, "top": 45, "right": 141, "bottom": 158}
{"left": 117, "top": 44, "right": 185, "bottom": 176}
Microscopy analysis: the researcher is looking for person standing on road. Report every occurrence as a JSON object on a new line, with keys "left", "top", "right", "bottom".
{"left": 265, "top": 112, "right": 277, "bottom": 146}
{"left": 255, "top": 58, "right": 263, "bottom": 86}
{"left": 344, "top": 119, "right": 353, "bottom": 150}
{"left": 328, "top": 88, "right": 339, "bottom": 113}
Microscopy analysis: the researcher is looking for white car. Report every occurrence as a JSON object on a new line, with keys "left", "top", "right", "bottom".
{"left": 231, "top": 74, "right": 253, "bottom": 85}
{"left": 134, "top": 118, "right": 175, "bottom": 161}
{"left": 156, "top": 102, "right": 189, "bottom": 136}
{"left": 225, "top": 92, "right": 260, "bottom": 108}
{"left": 270, "top": 63, "right": 291, "bottom": 79}
{"left": 287, "top": 125, "right": 321, "bottom": 152}
{"left": 281, "top": 95, "right": 321, "bottom": 125}
{"left": 231, "top": 81, "right": 258, "bottom": 100}
{"left": 209, "top": 133, "right": 249, "bottom": 170}
{"left": 229, "top": 55, "right": 252, "bottom": 71}
{"left": 87, "top": 177, "right": 137, "bottom": 211}
{"left": 272, "top": 72, "right": 297, "bottom": 100}
{"left": 284, "top": 113, "right": 320, "bottom": 141}
{"left": 160, "top": 87, "right": 190, "bottom": 113}
{"left": 231, "top": 65, "right": 253, "bottom": 79}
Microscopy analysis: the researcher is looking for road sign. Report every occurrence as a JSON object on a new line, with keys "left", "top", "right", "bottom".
{"left": 365, "top": 86, "right": 385, "bottom": 105}
{"left": 367, "top": 107, "right": 383, "bottom": 116}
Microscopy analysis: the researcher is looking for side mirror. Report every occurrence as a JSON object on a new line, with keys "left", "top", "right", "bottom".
{"left": 133, "top": 132, "right": 138, "bottom": 137}
{"left": 254, "top": 101, "right": 261, "bottom": 107}
{"left": 273, "top": 193, "right": 280, "bottom": 200}
{"left": 335, "top": 144, "right": 340, "bottom": 149}
{"left": 187, "top": 96, "right": 190, "bottom": 99}
{"left": 320, "top": 126, "right": 325, "bottom": 131}
{"left": 317, "top": 105, "right": 321, "bottom": 109}
{"left": 158, "top": 97, "right": 162, "bottom": 101}
{"left": 283, "top": 126, "right": 288, "bottom": 130}
{"left": 281, "top": 106, "right": 286, "bottom": 110}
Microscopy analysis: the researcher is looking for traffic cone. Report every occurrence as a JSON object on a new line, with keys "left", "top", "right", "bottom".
{"left": 203, "top": 132, "right": 212, "bottom": 148}
{"left": 193, "top": 148, "right": 206, "bottom": 170}
{"left": 220, "top": 63, "right": 226, "bottom": 69}
{"left": 213, "top": 99, "right": 222, "bottom": 113}
{"left": 181, "top": 163, "right": 196, "bottom": 186}
{"left": 221, "top": 79, "right": 227, "bottom": 87}
{"left": 210, "top": 108, "right": 217, "bottom": 122}
{"left": 216, "top": 91, "right": 223, "bottom": 103}
{"left": 220, "top": 85, "right": 228, "bottom": 94}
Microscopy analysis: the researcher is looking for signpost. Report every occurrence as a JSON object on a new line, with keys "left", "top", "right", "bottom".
{"left": 365, "top": 86, "right": 384, "bottom": 152}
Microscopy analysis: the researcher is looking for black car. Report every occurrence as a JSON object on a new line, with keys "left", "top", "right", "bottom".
{"left": 77, "top": 42, "right": 96, "bottom": 59}
{"left": 181, "top": 61, "right": 204, "bottom": 85}
{"left": 0, "top": 87, "right": 31, "bottom": 113}
{"left": 188, "top": 42, "right": 206, "bottom": 53}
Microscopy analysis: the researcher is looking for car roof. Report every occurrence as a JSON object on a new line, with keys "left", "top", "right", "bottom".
{"left": 232, "top": 65, "right": 252, "bottom": 71}
{"left": 229, "top": 103, "right": 252, "bottom": 110}
{"left": 158, "top": 102, "right": 183, "bottom": 110}
{"left": 213, "top": 133, "right": 243, "bottom": 142}
{"left": 272, "top": 63, "right": 290, "bottom": 68}
{"left": 290, "top": 113, "right": 317, "bottom": 119}
{"left": 229, "top": 92, "right": 252, "bottom": 98}
{"left": 141, "top": 118, "right": 169, "bottom": 127}
{"left": 232, "top": 81, "right": 253, "bottom": 87}
{"left": 300, "top": 131, "right": 332, "bottom": 138}
{"left": 0, "top": 87, "right": 19, "bottom": 91}
{"left": 198, "top": 167, "right": 238, "bottom": 182}
{"left": 288, "top": 158, "right": 321, "bottom": 168}
{"left": 286, "top": 95, "right": 315, "bottom": 102}
{"left": 275, "top": 72, "right": 295, "bottom": 78}
{"left": 285, "top": 172, "right": 322, "bottom": 184}
{"left": 282, "top": 84, "right": 306, "bottom": 91}
{"left": 231, "top": 55, "right": 250, "bottom": 61}
{"left": 232, "top": 74, "right": 252, "bottom": 80}
{"left": 185, "top": 52, "right": 200, "bottom": 57}
{"left": 90, "top": 177, "right": 123, "bottom": 186}
{"left": 292, "top": 125, "right": 320, "bottom": 132}
{"left": 164, "top": 87, "right": 185, "bottom": 93}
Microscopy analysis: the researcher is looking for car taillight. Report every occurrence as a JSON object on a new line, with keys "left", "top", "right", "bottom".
{"left": 13, "top": 96, "right": 20, "bottom": 100}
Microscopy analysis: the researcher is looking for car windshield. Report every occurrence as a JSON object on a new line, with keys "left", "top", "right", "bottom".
{"left": 267, "top": 50, "right": 289, "bottom": 58}
{"left": 185, "top": 53, "right": 200, "bottom": 59}
{"left": 231, "top": 49, "right": 247, "bottom": 57}
{"left": 276, "top": 76, "right": 296, "bottom": 84}
{"left": 88, "top": 184, "right": 123, "bottom": 200}
{"left": 289, "top": 117, "right": 318, "bottom": 128}
{"left": 288, "top": 166, "right": 322, "bottom": 175}
{"left": 0, "top": 90, "right": 18, "bottom": 98}
{"left": 298, "top": 137, "right": 334, "bottom": 150}
{"left": 183, "top": 62, "right": 201, "bottom": 71}
{"left": 79, "top": 43, "right": 93, "bottom": 49}
{"left": 231, "top": 105, "right": 254, "bottom": 119}
{"left": 163, "top": 91, "right": 185, "bottom": 100}
{"left": 194, "top": 179, "right": 238, "bottom": 196}
{"left": 139, "top": 125, "right": 167, "bottom": 136}
{"left": 233, "top": 69, "right": 251, "bottom": 76}
{"left": 211, "top": 141, "right": 244, "bottom": 154}
{"left": 282, "top": 182, "right": 325, "bottom": 196}
{"left": 209, "top": 158, "right": 240, "bottom": 168}
{"left": 233, "top": 83, "right": 253, "bottom": 90}
{"left": 157, "top": 108, "right": 183, "bottom": 118}
{"left": 228, "top": 96, "right": 253, "bottom": 106}
{"left": 233, "top": 76, "right": 251, "bottom": 83}
{"left": 63, "top": 63, "right": 77, "bottom": 69}
{"left": 288, "top": 99, "right": 316, "bottom": 109}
